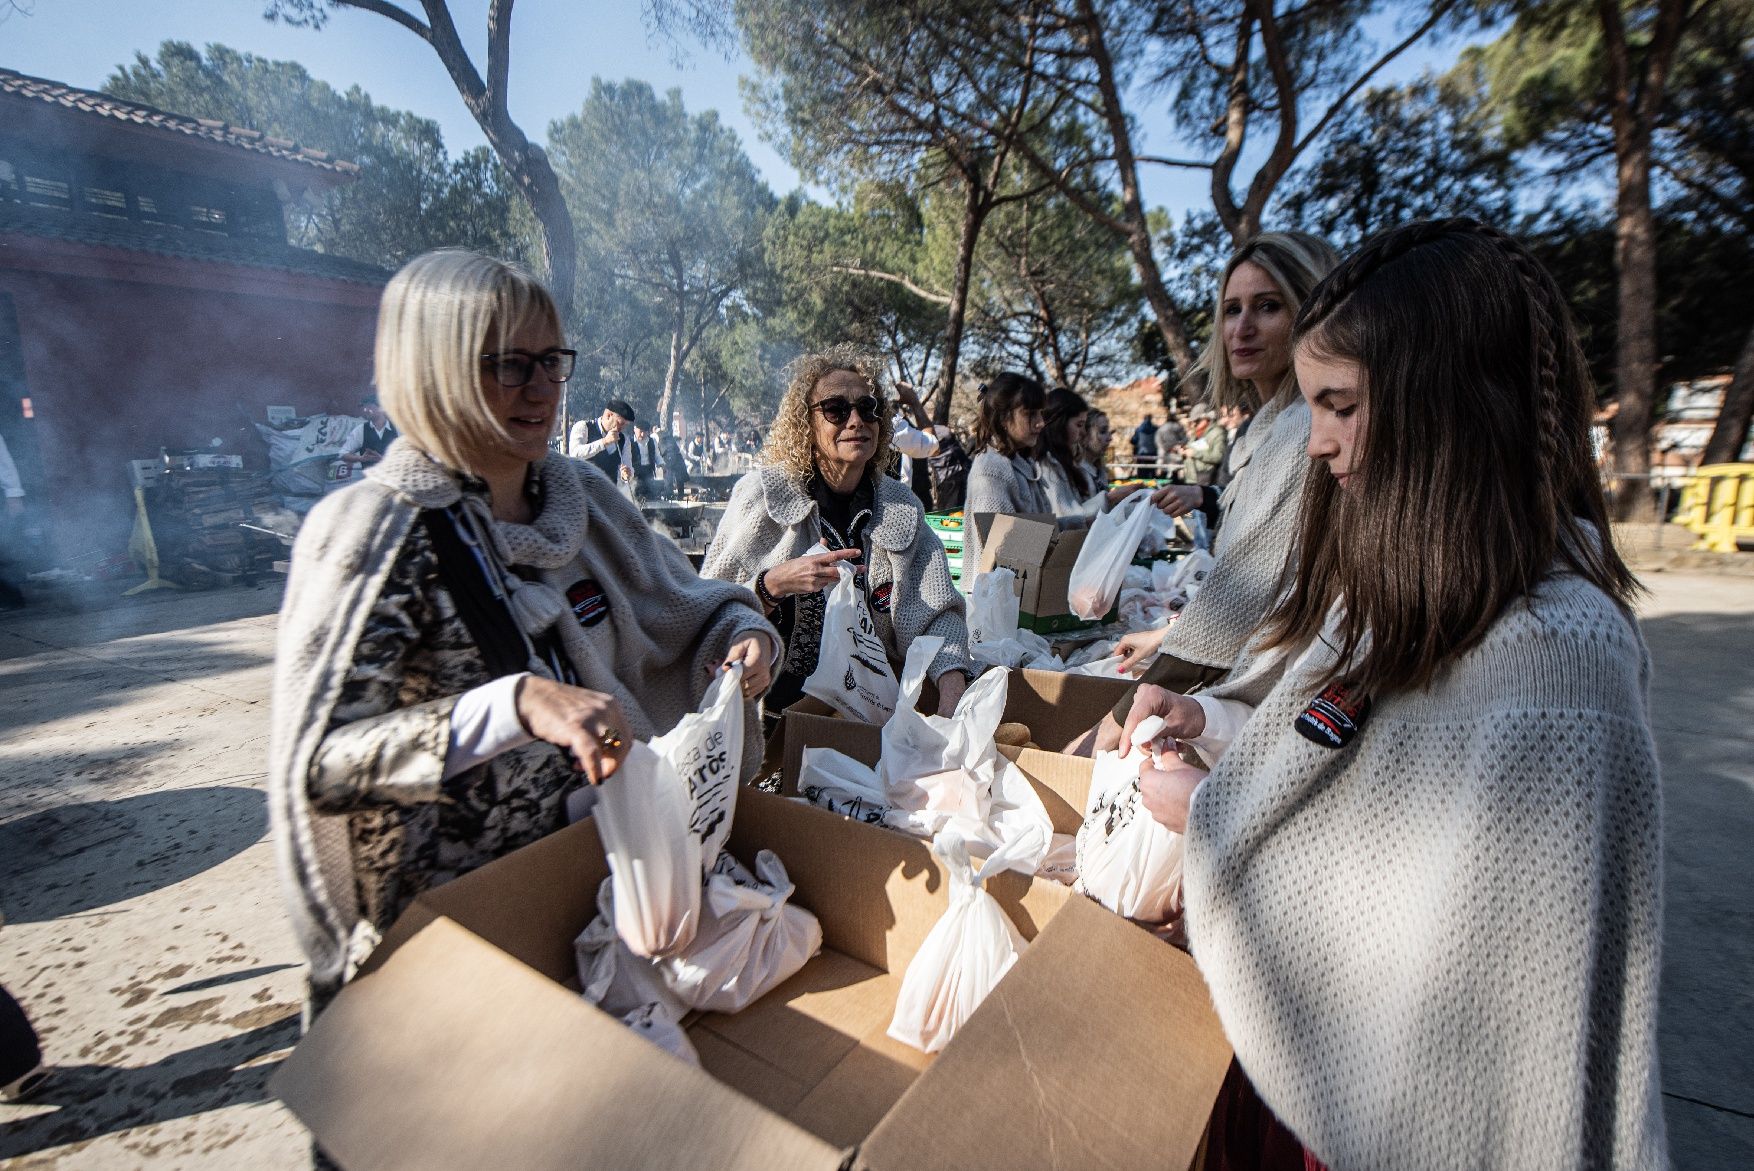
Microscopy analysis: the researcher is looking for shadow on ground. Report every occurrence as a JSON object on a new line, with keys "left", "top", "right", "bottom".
{"left": 0, "top": 639, "right": 270, "bottom": 735}
{"left": 0, "top": 787, "right": 267, "bottom": 923}
{"left": 0, "top": 1013, "right": 299, "bottom": 1161}
{"left": 1641, "top": 610, "right": 1754, "bottom": 1168}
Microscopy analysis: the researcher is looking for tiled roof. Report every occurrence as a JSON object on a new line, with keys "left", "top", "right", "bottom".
{"left": 0, "top": 67, "right": 361, "bottom": 176}
{"left": 0, "top": 200, "right": 388, "bottom": 285}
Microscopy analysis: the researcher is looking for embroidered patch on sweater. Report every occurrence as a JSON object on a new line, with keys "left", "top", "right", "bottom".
{"left": 1295, "top": 682, "right": 1370, "bottom": 748}
{"left": 566, "top": 578, "right": 610, "bottom": 627}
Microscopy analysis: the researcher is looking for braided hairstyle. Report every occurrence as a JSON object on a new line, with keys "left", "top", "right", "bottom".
{"left": 1262, "top": 217, "right": 1638, "bottom": 695}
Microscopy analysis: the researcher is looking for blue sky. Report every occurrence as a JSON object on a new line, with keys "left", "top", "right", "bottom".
{"left": 0, "top": 0, "right": 1480, "bottom": 223}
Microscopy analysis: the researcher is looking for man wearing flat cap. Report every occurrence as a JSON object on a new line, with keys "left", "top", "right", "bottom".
{"left": 569, "top": 399, "right": 637, "bottom": 484}
{"left": 1173, "top": 402, "right": 1229, "bottom": 486}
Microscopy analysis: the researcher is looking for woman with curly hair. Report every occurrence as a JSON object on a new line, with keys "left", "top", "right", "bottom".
{"left": 703, "top": 345, "right": 972, "bottom": 724}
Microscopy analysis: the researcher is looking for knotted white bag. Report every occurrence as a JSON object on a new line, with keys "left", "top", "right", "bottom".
{"left": 803, "top": 559, "right": 899, "bottom": 722}
{"left": 575, "top": 879, "right": 701, "bottom": 1065}
{"left": 887, "top": 829, "right": 1029, "bottom": 1053}
{"left": 657, "top": 850, "right": 822, "bottom": 1013}
{"left": 1067, "top": 489, "right": 1155, "bottom": 619}
{"left": 1073, "top": 743, "right": 1186, "bottom": 925}
{"left": 798, "top": 638, "right": 1051, "bottom": 873}
{"left": 966, "top": 567, "right": 1020, "bottom": 649}
{"left": 593, "top": 665, "right": 745, "bottom": 957}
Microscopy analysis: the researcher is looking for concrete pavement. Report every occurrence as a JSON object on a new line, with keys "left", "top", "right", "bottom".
{"left": 0, "top": 571, "right": 1750, "bottom": 1167}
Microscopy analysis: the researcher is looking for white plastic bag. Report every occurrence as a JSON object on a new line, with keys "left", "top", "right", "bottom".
{"left": 1074, "top": 744, "right": 1186, "bottom": 924}
{"left": 888, "top": 829, "right": 1029, "bottom": 1053}
{"left": 799, "top": 639, "right": 1051, "bottom": 873}
{"left": 656, "top": 850, "right": 822, "bottom": 1013}
{"left": 1166, "top": 549, "right": 1215, "bottom": 606}
{"left": 970, "top": 628, "right": 1057, "bottom": 670}
{"left": 1067, "top": 490, "right": 1155, "bottom": 619}
{"left": 966, "top": 568, "right": 1021, "bottom": 648}
{"left": 1037, "top": 832, "right": 1078, "bottom": 885}
{"left": 574, "top": 878, "right": 688, "bottom": 1016}
{"left": 803, "top": 561, "right": 900, "bottom": 722}
{"left": 621, "top": 1002, "right": 700, "bottom": 1066}
{"left": 593, "top": 666, "right": 746, "bottom": 957}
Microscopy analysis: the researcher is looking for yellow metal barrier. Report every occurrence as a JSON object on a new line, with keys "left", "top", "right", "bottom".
{"left": 1675, "top": 464, "right": 1754, "bottom": 553}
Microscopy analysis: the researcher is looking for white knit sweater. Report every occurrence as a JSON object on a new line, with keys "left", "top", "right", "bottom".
{"left": 1160, "top": 393, "right": 1312, "bottom": 669}
{"left": 963, "top": 448, "right": 1057, "bottom": 579}
{"left": 1184, "top": 572, "right": 1666, "bottom": 1169}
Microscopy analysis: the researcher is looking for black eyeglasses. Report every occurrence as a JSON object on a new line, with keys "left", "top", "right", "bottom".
{"left": 481, "top": 348, "right": 577, "bottom": 389}
{"left": 809, "top": 395, "right": 883, "bottom": 426}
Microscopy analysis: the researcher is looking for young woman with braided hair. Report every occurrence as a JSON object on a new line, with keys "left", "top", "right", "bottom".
{"left": 1121, "top": 219, "right": 1664, "bottom": 1169}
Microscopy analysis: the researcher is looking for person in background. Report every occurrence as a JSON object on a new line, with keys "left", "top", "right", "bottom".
{"left": 630, "top": 422, "right": 662, "bottom": 501}
{"left": 889, "top": 381, "right": 946, "bottom": 508}
{"left": 659, "top": 427, "right": 690, "bottom": 496}
{"left": 1039, "top": 388, "right": 1147, "bottom": 520}
{"left": 270, "top": 250, "right": 777, "bottom": 1021}
{"left": 568, "top": 399, "right": 635, "bottom": 485}
{"left": 1082, "top": 409, "right": 1114, "bottom": 494}
{"left": 356, "top": 397, "right": 398, "bottom": 464}
{"left": 0, "top": 432, "right": 25, "bottom": 610}
{"left": 927, "top": 423, "right": 973, "bottom": 513}
{"left": 1122, "top": 218, "right": 1662, "bottom": 1170}
{"left": 686, "top": 431, "right": 706, "bottom": 475}
{"left": 962, "top": 373, "right": 1051, "bottom": 576}
{"left": 1172, "top": 403, "right": 1229, "bottom": 485}
{"left": 1130, "top": 413, "right": 1159, "bottom": 475}
{"left": 703, "top": 345, "right": 971, "bottom": 728}
{"left": 1071, "top": 231, "right": 1341, "bottom": 753}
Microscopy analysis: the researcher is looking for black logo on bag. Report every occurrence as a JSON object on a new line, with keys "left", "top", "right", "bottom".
{"left": 566, "top": 579, "right": 610, "bottom": 628}
{"left": 1295, "top": 682, "right": 1370, "bottom": 749}
{"left": 843, "top": 666, "right": 857, "bottom": 692}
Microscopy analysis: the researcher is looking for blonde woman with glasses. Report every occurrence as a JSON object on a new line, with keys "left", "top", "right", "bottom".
{"left": 270, "top": 249, "right": 777, "bottom": 1016}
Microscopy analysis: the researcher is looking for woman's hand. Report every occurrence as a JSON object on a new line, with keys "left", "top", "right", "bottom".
{"left": 1150, "top": 484, "right": 1204, "bottom": 518}
{"left": 514, "top": 676, "right": 631, "bottom": 785}
{"left": 1114, "top": 626, "right": 1169, "bottom": 674}
{"left": 762, "top": 548, "right": 862, "bottom": 598}
{"left": 1139, "top": 761, "right": 1206, "bottom": 833}
{"left": 721, "top": 635, "right": 775, "bottom": 699}
{"left": 934, "top": 669, "right": 968, "bottom": 716}
{"left": 1120, "top": 684, "right": 1207, "bottom": 749}
{"left": 1107, "top": 484, "right": 1138, "bottom": 508}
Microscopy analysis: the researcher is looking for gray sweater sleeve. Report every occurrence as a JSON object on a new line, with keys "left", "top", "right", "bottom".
{"left": 962, "top": 451, "right": 1023, "bottom": 577}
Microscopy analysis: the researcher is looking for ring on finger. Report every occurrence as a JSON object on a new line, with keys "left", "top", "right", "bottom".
{"left": 595, "top": 725, "right": 624, "bottom": 751}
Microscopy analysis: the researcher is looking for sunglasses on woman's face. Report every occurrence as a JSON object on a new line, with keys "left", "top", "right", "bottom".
{"left": 809, "top": 395, "right": 883, "bottom": 426}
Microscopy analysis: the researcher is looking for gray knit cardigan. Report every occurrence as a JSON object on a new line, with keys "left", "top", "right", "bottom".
{"left": 963, "top": 448, "right": 1055, "bottom": 579}
{"left": 701, "top": 465, "right": 971, "bottom": 684}
{"left": 269, "top": 443, "right": 775, "bottom": 995}
{"left": 1185, "top": 572, "right": 1666, "bottom": 1169}
{"left": 1161, "top": 393, "right": 1312, "bottom": 669}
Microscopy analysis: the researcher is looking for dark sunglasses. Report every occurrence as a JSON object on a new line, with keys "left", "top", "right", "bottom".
{"left": 809, "top": 394, "right": 883, "bottom": 426}
{"left": 480, "top": 348, "right": 578, "bottom": 389}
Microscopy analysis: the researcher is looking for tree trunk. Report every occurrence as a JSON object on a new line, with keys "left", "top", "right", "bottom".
{"left": 1702, "top": 320, "right": 1754, "bottom": 465}
{"left": 1609, "top": 136, "right": 1660, "bottom": 520}
{"left": 659, "top": 294, "right": 686, "bottom": 434}
{"left": 932, "top": 182, "right": 988, "bottom": 425}
{"left": 1074, "top": 0, "right": 1198, "bottom": 378}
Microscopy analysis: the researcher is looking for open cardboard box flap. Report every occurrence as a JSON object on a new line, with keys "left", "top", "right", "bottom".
{"left": 276, "top": 781, "right": 1229, "bottom": 1169}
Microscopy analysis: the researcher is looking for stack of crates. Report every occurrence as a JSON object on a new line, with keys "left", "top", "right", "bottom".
{"left": 925, "top": 510, "right": 967, "bottom": 589}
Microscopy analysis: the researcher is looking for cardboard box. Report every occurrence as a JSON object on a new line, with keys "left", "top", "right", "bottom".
{"left": 780, "top": 666, "right": 1131, "bottom": 772}
{"left": 273, "top": 784, "right": 1230, "bottom": 1170}
{"left": 972, "top": 512, "right": 1098, "bottom": 633}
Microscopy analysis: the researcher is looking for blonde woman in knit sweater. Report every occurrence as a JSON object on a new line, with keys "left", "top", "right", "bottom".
{"left": 1074, "top": 232, "right": 1340, "bottom": 754}
{"left": 703, "top": 346, "right": 971, "bottom": 722}
{"left": 1122, "top": 220, "right": 1664, "bottom": 1169}
{"left": 270, "top": 251, "right": 777, "bottom": 1012}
